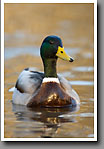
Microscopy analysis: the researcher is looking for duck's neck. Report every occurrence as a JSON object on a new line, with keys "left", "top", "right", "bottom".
{"left": 43, "top": 58, "right": 57, "bottom": 78}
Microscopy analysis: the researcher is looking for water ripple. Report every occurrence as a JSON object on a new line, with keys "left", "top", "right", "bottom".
{"left": 70, "top": 80, "right": 94, "bottom": 86}
{"left": 5, "top": 46, "right": 39, "bottom": 59}
{"left": 72, "top": 66, "right": 94, "bottom": 72}
{"left": 59, "top": 112, "right": 94, "bottom": 118}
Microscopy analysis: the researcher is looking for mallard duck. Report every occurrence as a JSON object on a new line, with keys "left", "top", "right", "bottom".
{"left": 11, "top": 35, "right": 80, "bottom": 107}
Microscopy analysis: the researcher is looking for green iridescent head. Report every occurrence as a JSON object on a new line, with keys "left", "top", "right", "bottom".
{"left": 40, "top": 35, "right": 62, "bottom": 60}
{"left": 40, "top": 35, "right": 74, "bottom": 77}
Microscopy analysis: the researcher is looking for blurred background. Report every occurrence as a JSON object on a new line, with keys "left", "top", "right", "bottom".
{"left": 4, "top": 3, "right": 94, "bottom": 138}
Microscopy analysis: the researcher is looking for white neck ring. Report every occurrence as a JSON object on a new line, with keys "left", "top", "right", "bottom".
{"left": 42, "top": 77, "right": 60, "bottom": 84}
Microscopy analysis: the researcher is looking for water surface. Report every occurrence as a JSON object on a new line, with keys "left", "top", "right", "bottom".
{"left": 4, "top": 3, "right": 94, "bottom": 138}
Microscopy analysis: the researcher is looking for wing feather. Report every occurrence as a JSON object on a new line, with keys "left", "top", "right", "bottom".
{"left": 58, "top": 75, "right": 80, "bottom": 104}
{"left": 15, "top": 68, "right": 44, "bottom": 94}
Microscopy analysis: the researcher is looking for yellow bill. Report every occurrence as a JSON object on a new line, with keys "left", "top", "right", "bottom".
{"left": 56, "top": 46, "right": 74, "bottom": 62}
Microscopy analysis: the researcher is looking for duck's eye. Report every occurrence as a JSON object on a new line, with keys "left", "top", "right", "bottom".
{"left": 61, "top": 51, "right": 63, "bottom": 53}
{"left": 49, "top": 40, "right": 54, "bottom": 44}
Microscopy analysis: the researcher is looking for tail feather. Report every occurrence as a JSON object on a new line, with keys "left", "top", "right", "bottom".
{"left": 9, "top": 87, "right": 15, "bottom": 92}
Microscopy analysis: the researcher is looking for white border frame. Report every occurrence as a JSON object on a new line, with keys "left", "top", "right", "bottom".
{"left": 1, "top": 0, "right": 97, "bottom": 141}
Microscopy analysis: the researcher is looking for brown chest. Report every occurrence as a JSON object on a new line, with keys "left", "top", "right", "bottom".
{"left": 27, "top": 82, "right": 74, "bottom": 107}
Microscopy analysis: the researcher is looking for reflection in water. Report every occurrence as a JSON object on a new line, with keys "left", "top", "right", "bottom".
{"left": 12, "top": 104, "right": 79, "bottom": 138}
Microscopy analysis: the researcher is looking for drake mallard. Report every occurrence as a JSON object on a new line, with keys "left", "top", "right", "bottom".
{"left": 11, "top": 35, "right": 80, "bottom": 107}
